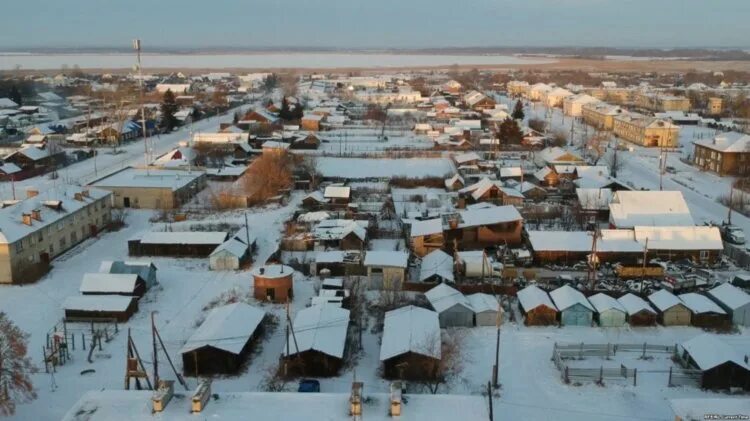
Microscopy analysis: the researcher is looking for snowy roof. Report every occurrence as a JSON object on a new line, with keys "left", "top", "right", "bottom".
{"left": 363, "top": 251, "right": 408, "bottom": 268}
{"left": 680, "top": 333, "right": 749, "bottom": 371}
{"left": 693, "top": 132, "right": 750, "bottom": 153}
{"left": 63, "top": 390, "right": 488, "bottom": 421}
{"left": 550, "top": 285, "right": 594, "bottom": 312}
{"left": 79, "top": 273, "right": 140, "bottom": 294}
{"left": 633, "top": 226, "right": 723, "bottom": 251}
{"left": 419, "top": 250, "right": 454, "bottom": 283}
{"left": 297, "top": 210, "right": 330, "bottom": 223}
{"left": 0, "top": 185, "right": 111, "bottom": 244}
{"left": 453, "top": 152, "right": 480, "bottom": 165}
{"left": 467, "top": 293, "right": 500, "bottom": 314}
{"left": 677, "top": 293, "right": 727, "bottom": 315}
{"left": 707, "top": 283, "right": 750, "bottom": 311}
{"left": 444, "top": 173, "right": 464, "bottom": 189}
{"left": 409, "top": 218, "right": 443, "bottom": 237}
{"left": 323, "top": 185, "right": 350, "bottom": 199}
{"left": 251, "top": 264, "right": 294, "bottom": 279}
{"left": 598, "top": 229, "right": 645, "bottom": 253}
{"left": 610, "top": 191, "right": 693, "bottom": 228}
{"left": 576, "top": 188, "right": 612, "bottom": 211}
{"left": 527, "top": 231, "right": 592, "bottom": 253}
{"left": 648, "top": 289, "right": 684, "bottom": 312}
{"left": 517, "top": 285, "right": 557, "bottom": 312}
{"left": 0, "top": 97, "right": 18, "bottom": 108}
{"left": 63, "top": 295, "right": 134, "bottom": 312}
{"left": 617, "top": 293, "right": 657, "bottom": 316}
{"left": 380, "top": 305, "right": 441, "bottom": 360}
{"left": 499, "top": 167, "right": 522, "bottom": 178}
{"left": 425, "top": 283, "right": 471, "bottom": 313}
{"left": 587, "top": 293, "right": 626, "bottom": 313}
{"left": 261, "top": 140, "right": 289, "bottom": 150}
{"left": 313, "top": 219, "right": 367, "bottom": 242}
{"left": 137, "top": 231, "right": 227, "bottom": 245}
{"left": 455, "top": 205, "right": 522, "bottom": 229}
{"left": 315, "top": 250, "right": 346, "bottom": 263}
{"left": 8, "top": 145, "right": 50, "bottom": 161}
{"left": 533, "top": 166, "right": 553, "bottom": 180}
{"left": 459, "top": 177, "right": 501, "bottom": 201}
{"left": 0, "top": 162, "right": 21, "bottom": 175}
{"left": 286, "top": 305, "right": 350, "bottom": 359}
{"left": 91, "top": 167, "right": 204, "bottom": 190}
{"left": 210, "top": 238, "right": 248, "bottom": 258}
{"left": 302, "top": 191, "right": 327, "bottom": 203}
{"left": 180, "top": 303, "right": 265, "bottom": 355}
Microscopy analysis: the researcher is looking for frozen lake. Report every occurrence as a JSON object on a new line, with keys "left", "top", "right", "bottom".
{"left": 0, "top": 52, "right": 553, "bottom": 70}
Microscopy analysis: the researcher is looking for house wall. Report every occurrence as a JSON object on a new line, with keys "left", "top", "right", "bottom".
{"left": 209, "top": 250, "right": 240, "bottom": 271}
{"left": 282, "top": 349, "right": 343, "bottom": 377}
{"left": 582, "top": 107, "right": 616, "bottom": 130}
{"left": 597, "top": 309, "right": 626, "bottom": 327}
{"left": 410, "top": 233, "right": 445, "bottom": 257}
{"left": 660, "top": 305, "right": 691, "bottom": 326}
{"left": 253, "top": 273, "right": 293, "bottom": 303}
{"left": 101, "top": 176, "right": 206, "bottom": 209}
{"left": 690, "top": 312, "right": 731, "bottom": 329}
{"left": 182, "top": 345, "right": 247, "bottom": 376}
{"left": 383, "top": 352, "right": 440, "bottom": 381}
{"left": 523, "top": 306, "right": 558, "bottom": 326}
{"left": 0, "top": 195, "right": 112, "bottom": 284}
{"left": 693, "top": 145, "right": 750, "bottom": 176}
{"left": 560, "top": 305, "right": 593, "bottom": 326}
{"left": 64, "top": 299, "right": 138, "bottom": 323}
{"left": 613, "top": 118, "right": 679, "bottom": 148}
{"left": 437, "top": 304, "right": 474, "bottom": 328}
{"left": 627, "top": 311, "right": 657, "bottom": 326}
{"left": 367, "top": 266, "right": 406, "bottom": 289}
{"left": 474, "top": 310, "right": 499, "bottom": 327}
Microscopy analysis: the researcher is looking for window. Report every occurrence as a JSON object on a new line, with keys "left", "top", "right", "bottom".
{"left": 15, "top": 242, "right": 23, "bottom": 253}
{"left": 60, "top": 238, "right": 66, "bottom": 248}
{"left": 370, "top": 267, "right": 383, "bottom": 274}
{"left": 699, "top": 250, "right": 709, "bottom": 261}
{"left": 38, "top": 232, "right": 43, "bottom": 242}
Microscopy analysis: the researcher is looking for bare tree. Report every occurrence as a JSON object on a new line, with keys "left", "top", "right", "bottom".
{"left": 416, "top": 330, "right": 466, "bottom": 394}
{"left": 0, "top": 313, "right": 36, "bottom": 416}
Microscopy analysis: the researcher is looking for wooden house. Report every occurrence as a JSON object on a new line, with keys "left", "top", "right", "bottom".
{"left": 380, "top": 306, "right": 441, "bottom": 381}
{"left": 99, "top": 261, "right": 157, "bottom": 289}
{"left": 617, "top": 293, "right": 657, "bottom": 326}
{"left": 707, "top": 283, "right": 750, "bottom": 327}
{"left": 678, "top": 334, "right": 750, "bottom": 391}
{"left": 517, "top": 285, "right": 558, "bottom": 326}
{"left": 550, "top": 285, "right": 594, "bottom": 327}
{"left": 648, "top": 289, "right": 691, "bottom": 326}
{"left": 181, "top": 303, "right": 265, "bottom": 376}
{"left": 282, "top": 305, "right": 350, "bottom": 377}
{"left": 679, "top": 293, "right": 731, "bottom": 329}
{"left": 424, "top": 283, "right": 474, "bottom": 328}
{"left": 364, "top": 251, "right": 408, "bottom": 290}
{"left": 418, "top": 250, "right": 454, "bottom": 284}
{"left": 323, "top": 186, "right": 351, "bottom": 207}
{"left": 63, "top": 295, "right": 138, "bottom": 322}
{"left": 313, "top": 219, "right": 367, "bottom": 251}
{"left": 301, "top": 114, "right": 323, "bottom": 131}
{"left": 409, "top": 219, "right": 444, "bottom": 257}
{"left": 79, "top": 273, "right": 147, "bottom": 298}
{"left": 442, "top": 205, "right": 523, "bottom": 251}
{"left": 128, "top": 232, "right": 228, "bottom": 257}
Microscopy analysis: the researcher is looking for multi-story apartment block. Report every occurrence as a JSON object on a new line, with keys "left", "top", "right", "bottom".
{"left": 693, "top": 132, "right": 750, "bottom": 176}
{"left": 582, "top": 103, "right": 626, "bottom": 130}
{"left": 612, "top": 113, "right": 680, "bottom": 147}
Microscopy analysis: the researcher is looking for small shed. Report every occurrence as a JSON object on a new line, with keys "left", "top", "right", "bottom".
{"left": 63, "top": 295, "right": 138, "bottom": 322}
{"left": 282, "top": 305, "right": 350, "bottom": 377}
{"left": 467, "top": 293, "right": 502, "bottom": 327}
{"left": 678, "top": 293, "right": 731, "bottom": 329}
{"left": 517, "top": 285, "right": 558, "bottom": 326}
{"left": 418, "top": 250, "right": 455, "bottom": 284}
{"left": 99, "top": 261, "right": 158, "bottom": 289}
{"left": 180, "top": 303, "right": 265, "bottom": 376}
{"left": 550, "top": 285, "right": 594, "bottom": 327}
{"left": 588, "top": 293, "right": 627, "bottom": 327}
{"left": 617, "top": 293, "right": 657, "bottom": 326}
{"left": 707, "top": 283, "right": 750, "bottom": 327}
{"left": 364, "top": 251, "right": 409, "bottom": 290}
{"left": 79, "top": 273, "right": 147, "bottom": 298}
{"left": 455, "top": 250, "right": 491, "bottom": 278}
{"left": 252, "top": 264, "right": 294, "bottom": 303}
{"left": 380, "top": 305, "right": 441, "bottom": 381}
{"left": 678, "top": 334, "right": 750, "bottom": 391}
{"left": 209, "top": 238, "right": 249, "bottom": 271}
{"left": 648, "top": 289, "right": 691, "bottom": 326}
{"left": 424, "top": 283, "right": 474, "bottom": 328}
{"left": 128, "top": 231, "right": 228, "bottom": 257}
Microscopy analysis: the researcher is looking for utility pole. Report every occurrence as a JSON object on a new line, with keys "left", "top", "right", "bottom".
{"left": 727, "top": 186, "right": 734, "bottom": 225}
{"left": 588, "top": 229, "right": 599, "bottom": 291}
{"left": 133, "top": 39, "right": 150, "bottom": 173}
{"left": 151, "top": 311, "right": 159, "bottom": 387}
{"left": 640, "top": 238, "right": 648, "bottom": 294}
{"left": 492, "top": 298, "right": 501, "bottom": 388}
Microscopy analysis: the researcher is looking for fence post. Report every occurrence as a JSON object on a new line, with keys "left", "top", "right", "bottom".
{"left": 564, "top": 366, "right": 569, "bottom": 384}
{"left": 71, "top": 334, "right": 75, "bottom": 351}
{"left": 82, "top": 333, "right": 86, "bottom": 350}
{"left": 633, "top": 368, "right": 637, "bottom": 387}
{"left": 668, "top": 366, "right": 672, "bottom": 387}
{"left": 642, "top": 342, "right": 646, "bottom": 359}
{"left": 579, "top": 342, "right": 584, "bottom": 359}
{"left": 599, "top": 366, "right": 603, "bottom": 384}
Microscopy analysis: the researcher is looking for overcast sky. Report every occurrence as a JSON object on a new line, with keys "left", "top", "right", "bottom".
{"left": 1, "top": 0, "right": 748, "bottom": 49}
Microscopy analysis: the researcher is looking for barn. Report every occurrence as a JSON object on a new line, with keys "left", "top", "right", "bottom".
{"left": 79, "top": 273, "right": 147, "bottom": 298}
{"left": 282, "top": 305, "right": 350, "bottom": 377}
{"left": 380, "top": 305, "right": 441, "bottom": 381}
{"left": 63, "top": 295, "right": 138, "bottom": 322}
{"left": 128, "top": 231, "right": 228, "bottom": 257}
{"left": 648, "top": 289, "right": 691, "bottom": 326}
{"left": 467, "top": 293, "right": 502, "bottom": 327}
{"left": 181, "top": 303, "right": 265, "bottom": 376}
{"left": 424, "top": 283, "right": 474, "bottom": 328}
{"left": 707, "top": 283, "right": 750, "bottom": 327}
{"left": 517, "top": 285, "right": 558, "bottom": 326}
{"left": 617, "top": 293, "right": 658, "bottom": 326}
{"left": 678, "top": 334, "right": 750, "bottom": 391}
{"left": 678, "top": 293, "right": 731, "bottom": 329}
{"left": 550, "top": 285, "right": 594, "bottom": 327}
{"left": 588, "top": 293, "right": 627, "bottom": 327}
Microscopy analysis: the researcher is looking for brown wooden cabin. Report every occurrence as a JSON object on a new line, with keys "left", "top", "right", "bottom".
{"left": 627, "top": 309, "right": 658, "bottom": 326}
{"left": 64, "top": 298, "right": 138, "bottom": 323}
{"left": 282, "top": 349, "right": 343, "bottom": 377}
{"left": 522, "top": 304, "right": 558, "bottom": 326}
{"left": 382, "top": 352, "right": 441, "bottom": 381}
{"left": 181, "top": 334, "right": 260, "bottom": 377}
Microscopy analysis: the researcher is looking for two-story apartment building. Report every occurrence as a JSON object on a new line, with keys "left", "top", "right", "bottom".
{"left": 612, "top": 113, "right": 680, "bottom": 148}
{"left": 582, "top": 103, "right": 626, "bottom": 130}
{"left": 693, "top": 132, "right": 750, "bottom": 176}
{"left": 0, "top": 185, "right": 112, "bottom": 284}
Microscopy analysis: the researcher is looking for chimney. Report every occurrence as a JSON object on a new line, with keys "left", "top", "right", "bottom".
{"left": 448, "top": 216, "right": 459, "bottom": 230}
{"left": 74, "top": 192, "right": 83, "bottom": 201}
{"left": 259, "top": 267, "right": 265, "bottom": 275}
{"left": 190, "top": 380, "right": 211, "bottom": 413}
{"left": 152, "top": 380, "right": 175, "bottom": 413}
{"left": 350, "top": 382, "right": 363, "bottom": 416}
{"left": 389, "top": 382, "right": 402, "bottom": 416}
{"left": 26, "top": 188, "right": 39, "bottom": 199}
{"left": 82, "top": 189, "right": 90, "bottom": 198}
{"left": 22, "top": 213, "right": 32, "bottom": 226}
{"left": 31, "top": 209, "right": 41, "bottom": 221}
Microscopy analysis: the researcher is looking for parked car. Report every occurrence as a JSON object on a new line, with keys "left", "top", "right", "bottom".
{"left": 298, "top": 379, "right": 320, "bottom": 393}
{"left": 721, "top": 224, "right": 746, "bottom": 245}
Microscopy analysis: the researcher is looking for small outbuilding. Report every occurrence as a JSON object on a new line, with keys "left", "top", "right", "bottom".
{"left": 63, "top": 295, "right": 138, "bottom": 322}
{"left": 99, "top": 260, "right": 158, "bottom": 289}
{"left": 550, "top": 285, "right": 594, "bottom": 327}
{"left": 588, "top": 293, "right": 627, "bottom": 327}
{"left": 418, "top": 249, "right": 455, "bottom": 284}
{"left": 180, "top": 303, "right": 265, "bottom": 376}
{"left": 424, "top": 283, "right": 474, "bottom": 328}
{"left": 648, "top": 289, "right": 691, "bottom": 326}
{"left": 467, "top": 293, "right": 502, "bottom": 326}
{"left": 617, "top": 293, "right": 657, "bottom": 326}
{"left": 380, "top": 305, "right": 441, "bottom": 381}
{"left": 252, "top": 264, "right": 294, "bottom": 303}
{"left": 128, "top": 231, "right": 228, "bottom": 257}
{"left": 517, "top": 285, "right": 558, "bottom": 326}
{"left": 678, "top": 334, "right": 750, "bottom": 391}
{"left": 79, "top": 273, "right": 147, "bottom": 298}
{"left": 282, "top": 305, "right": 350, "bottom": 377}
{"left": 209, "top": 229, "right": 255, "bottom": 271}
{"left": 363, "top": 251, "right": 409, "bottom": 290}
{"left": 678, "top": 293, "right": 731, "bottom": 329}
{"left": 707, "top": 283, "right": 750, "bottom": 327}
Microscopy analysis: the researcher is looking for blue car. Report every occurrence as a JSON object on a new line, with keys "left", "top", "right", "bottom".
{"left": 298, "top": 379, "right": 320, "bottom": 393}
